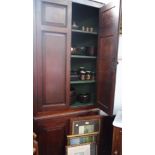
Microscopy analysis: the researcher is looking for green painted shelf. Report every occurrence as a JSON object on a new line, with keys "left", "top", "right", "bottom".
{"left": 70, "top": 80, "right": 96, "bottom": 84}
{"left": 72, "top": 29, "right": 98, "bottom": 35}
{"left": 71, "top": 55, "right": 97, "bottom": 59}
{"left": 71, "top": 102, "right": 94, "bottom": 107}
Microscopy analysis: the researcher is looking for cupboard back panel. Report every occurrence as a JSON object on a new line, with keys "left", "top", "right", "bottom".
{"left": 72, "top": 32, "right": 98, "bottom": 47}
{"left": 71, "top": 59, "right": 96, "bottom": 72}
{"left": 70, "top": 84, "right": 96, "bottom": 107}
{"left": 72, "top": 3, "right": 99, "bottom": 32}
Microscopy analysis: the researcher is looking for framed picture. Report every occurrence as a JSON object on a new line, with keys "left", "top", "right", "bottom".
{"left": 90, "top": 143, "right": 97, "bottom": 155}
{"left": 67, "top": 132, "right": 99, "bottom": 146}
{"left": 66, "top": 143, "right": 97, "bottom": 155}
{"left": 70, "top": 115, "right": 101, "bottom": 134}
{"left": 66, "top": 144, "right": 90, "bottom": 155}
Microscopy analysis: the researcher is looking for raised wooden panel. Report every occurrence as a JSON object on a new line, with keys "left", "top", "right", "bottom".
{"left": 100, "top": 7, "right": 116, "bottom": 36}
{"left": 97, "top": 37, "right": 116, "bottom": 109}
{"left": 97, "top": 36, "right": 118, "bottom": 114}
{"left": 42, "top": 32, "right": 66, "bottom": 105}
{"left": 42, "top": 2, "right": 67, "bottom": 27}
{"left": 97, "top": 70, "right": 113, "bottom": 111}
{"left": 99, "top": 2, "right": 120, "bottom": 37}
{"left": 98, "top": 37, "right": 115, "bottom": 63}
{"left": 38, "top": 123, "right": 67, "bottom": 155}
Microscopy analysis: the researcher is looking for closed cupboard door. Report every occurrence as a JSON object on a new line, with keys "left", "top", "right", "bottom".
{"left": 39, "top": 122, "right": 68, "bottom": 155}
{"left": 97, "top": 0, "right": 121, "bottom": 115}
{"left": 34, "top": 0, "right": 71, "bottom": 113}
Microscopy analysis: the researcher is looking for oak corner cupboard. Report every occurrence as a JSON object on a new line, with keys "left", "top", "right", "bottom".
{"left": 33, "top": 0, "right": 121, "bottom": 155}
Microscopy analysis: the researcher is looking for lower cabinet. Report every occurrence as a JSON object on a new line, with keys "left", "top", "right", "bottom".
{"left": 99, "top": 116, "right": 115, "bottom": 155}
{"left": 34, "top": 109, "right": 114, "bottom": 155}
{"left": 111, "top": 126, "right": 122, "bottom": 155}
{"left": 36, "top": 120, "right": 68, "bottom": 155}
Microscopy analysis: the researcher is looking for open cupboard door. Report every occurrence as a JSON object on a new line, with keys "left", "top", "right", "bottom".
{"left": 97, "top": 0, "right": 121, "bottom": 115}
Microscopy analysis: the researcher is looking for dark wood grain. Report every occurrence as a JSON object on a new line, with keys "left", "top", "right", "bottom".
{"left": 112, "top": 126, "right": 122, "bottom": 155}
{"left": 34, "top": 108, "right": 100, "bottom": 120}
{"left": 42, "top": 32, "right": 66, "bottom": 104}
{"left": 34, "top": 110, "right": 114, "bottom": 155}
{"left": 34, "top": 109, "right": 100, "bottom": 155}
{"left": 97, "top": 0, "right": 121, "bottom": 115}
{"left": 34, "top": 0, "right": 71, "bottom": 114}
{"left": 33, "top": 1, "right": 121, "bottom": 155}
{"left": 98, "top": 115, "right": 115, "bottom": 155}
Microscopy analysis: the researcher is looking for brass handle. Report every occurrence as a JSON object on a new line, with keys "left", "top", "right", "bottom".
{"left": 114, "top": 150, "right": 118, "bottom": 155}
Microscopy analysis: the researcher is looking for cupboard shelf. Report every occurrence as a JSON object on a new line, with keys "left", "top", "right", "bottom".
{"left": 71, "top": 101, "right": 94, "bottom": 107}
{"left": 72, "top": 29, "right": 98, "bottom": 35}
{"left": 70, "top": 80, "right": 96, "bottom": 84}
{"left": 71, "top": 55, "right": 97, "bottom": 59}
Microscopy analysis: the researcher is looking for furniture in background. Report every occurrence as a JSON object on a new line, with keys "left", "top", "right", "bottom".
{"left": 33, "top": 0, "right": 121, "bottom": 155}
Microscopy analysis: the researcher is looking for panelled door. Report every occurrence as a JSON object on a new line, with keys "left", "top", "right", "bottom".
{"left": 97, "top": 0, "right": 121, "bottom": 115}
{"left": 34, "top": 0, "right": 71, "bottom": 113}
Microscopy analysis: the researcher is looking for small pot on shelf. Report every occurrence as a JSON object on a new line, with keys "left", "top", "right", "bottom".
{"left": 78, "top": 67, "right": 86, "bottom": 80}
{"left": 85, "top": 71, "right": 91, "bottom": 80}
{"left": 77, "top": 93, "right": 90, "bottom": 103}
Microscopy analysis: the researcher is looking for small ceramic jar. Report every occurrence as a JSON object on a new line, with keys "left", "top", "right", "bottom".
{"left": 77, "top": 93, "right": 90, "bottom": 103}
{"left": 80, "top": 70, "right": 86, "bottom": 80}
{"left": 79, "top": 67, "right": 86, "bottom": 80}
{"left": 82, "top": 26, "right": 85, "bottom": 31}
{"left": 90, "top": 27, "right": 94, "bottom": 32}
{"left": 86, "top": 27, "right": 89, "bottom": 32}
{"left": 85, "top": 71, "right": 91, "bottom": 80}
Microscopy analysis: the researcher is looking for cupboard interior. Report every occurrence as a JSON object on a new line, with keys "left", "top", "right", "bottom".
{"left": 72, "top": 3, "right": 99, "bottom": 32}
{"left": 70, "top": 3, "right": 99, "bottom": 108}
